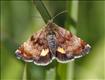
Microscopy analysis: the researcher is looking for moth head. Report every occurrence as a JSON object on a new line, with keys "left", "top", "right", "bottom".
{"left": 48, "top": 31, "right": 55, "bottom": 35}
{"left": 46, "top": 10, "right": 67, "bottom": 30}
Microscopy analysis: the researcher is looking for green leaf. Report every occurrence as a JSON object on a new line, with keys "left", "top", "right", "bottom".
{"left": 33, "top": 0, "right": 52, "bottom": 23}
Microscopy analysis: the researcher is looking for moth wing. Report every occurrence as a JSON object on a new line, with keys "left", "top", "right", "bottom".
{"left": 15, "top": 28, "right": 52, "bottom": 66}
{"left": 55, "top": 26, "right": 91, "bottom": 63}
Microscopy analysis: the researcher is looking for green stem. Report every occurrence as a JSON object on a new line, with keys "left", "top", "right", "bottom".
{"left": 33, "top": 0, "right": 52, "bottom": 23}
{"left": 22, "top": 63, "right": 27, "bottom": 80}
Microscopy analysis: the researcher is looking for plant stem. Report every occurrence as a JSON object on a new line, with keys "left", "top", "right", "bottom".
{"left": 33, "top": 0, "right": 52, "bottom": 23}
{"left": 22, "top": 63, "right": 27, "bottom": 80}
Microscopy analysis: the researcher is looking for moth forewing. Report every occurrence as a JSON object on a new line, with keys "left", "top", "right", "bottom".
{"left": 54, "top": 25, "right": 91, "bottom": 62}
{"left": 15, "top": 26, "right": 53, "bottom": 66}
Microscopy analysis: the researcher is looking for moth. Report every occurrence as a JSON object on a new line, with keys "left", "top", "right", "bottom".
{"left": 15, "top": 20, "right": 91, "bottom": 66}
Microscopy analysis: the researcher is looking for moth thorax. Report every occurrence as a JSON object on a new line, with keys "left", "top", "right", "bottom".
{"left": 47, "top": 33, "right": 57, "bottom": 55}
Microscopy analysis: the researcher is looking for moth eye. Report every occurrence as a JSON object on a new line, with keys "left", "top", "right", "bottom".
{"left": 57, "top": 47, "right": 66, "bottom": 54}
{"left": 40, "top": 49, "right": 49, "bottom": 56}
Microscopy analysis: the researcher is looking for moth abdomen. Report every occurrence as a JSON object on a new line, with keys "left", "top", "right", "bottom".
{"left": 47, "top": 34, "right": 57, "bottom": 54}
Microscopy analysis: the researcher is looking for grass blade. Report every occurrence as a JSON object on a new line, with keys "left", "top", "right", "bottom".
{"left": 22, "top": 63, "right": 27, "bottom": 80}
{"left": 33, "top": 0, "right": 52, "bottom": 23}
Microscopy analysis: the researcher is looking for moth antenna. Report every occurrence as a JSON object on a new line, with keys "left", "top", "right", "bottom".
{"left": 51, "top": 10, "right": 68, "bottom": 21}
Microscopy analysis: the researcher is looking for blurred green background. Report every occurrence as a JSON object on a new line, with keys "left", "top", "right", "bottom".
{"left": 1, "top": 1, "right": 105, "bottom": 80}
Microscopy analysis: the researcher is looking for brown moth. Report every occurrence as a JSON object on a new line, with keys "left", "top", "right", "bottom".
{"left": 15, "top": 20, "right": 91, "bottom": 66}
